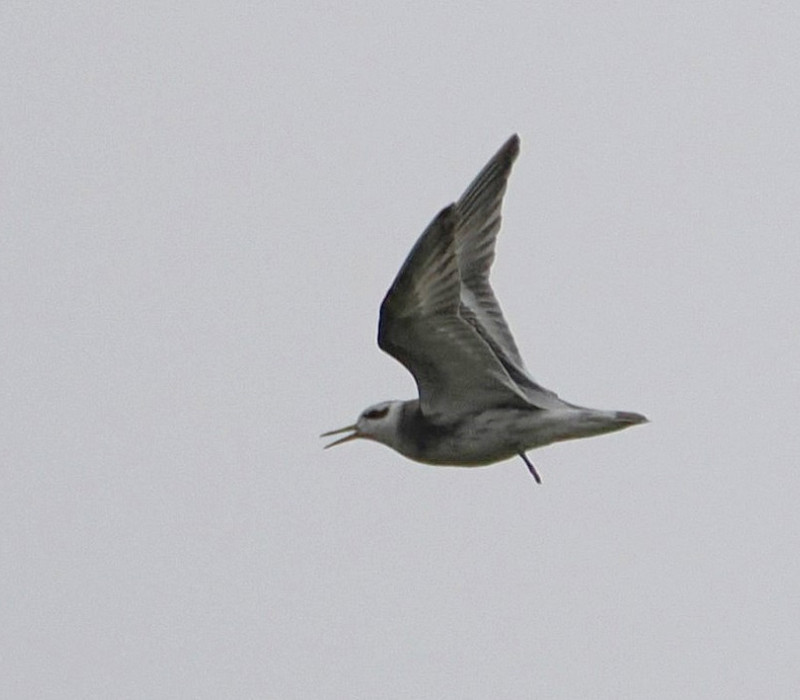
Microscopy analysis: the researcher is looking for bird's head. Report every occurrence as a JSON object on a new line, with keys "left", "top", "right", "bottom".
{"left": 321, "top": 400, "right": 404, "bottom": 450}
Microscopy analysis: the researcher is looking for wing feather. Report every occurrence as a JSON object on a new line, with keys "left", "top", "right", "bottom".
{"left": 454, "top": 135, "right": 567, "bottom": 408}
{"left": 378, "top": 205, "right": 530, "bottom": 421}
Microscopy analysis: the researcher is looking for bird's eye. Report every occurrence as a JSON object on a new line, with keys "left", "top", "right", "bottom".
{"left": 364, "top": 407, "right": 389, "bottom": 420}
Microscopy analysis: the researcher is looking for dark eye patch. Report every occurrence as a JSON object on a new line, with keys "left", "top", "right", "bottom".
{"left": 364, "top": 407, "right": 389, "bottom": 420}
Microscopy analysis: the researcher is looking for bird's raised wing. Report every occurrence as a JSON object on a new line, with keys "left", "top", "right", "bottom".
{"left": 378, "top": 205, "right": 531, "bottom": 421}
{"left": 454, "top": 134, "right": 567, "bottom": 409}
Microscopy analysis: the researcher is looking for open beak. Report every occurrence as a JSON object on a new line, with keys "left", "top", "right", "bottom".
{"left": 321, "top": 424, "right": 360, "bottom": 449}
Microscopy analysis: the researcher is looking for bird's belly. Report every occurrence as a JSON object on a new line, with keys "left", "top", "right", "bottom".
{"left": 409, "top": 409, "right": 557, "bottom": 467}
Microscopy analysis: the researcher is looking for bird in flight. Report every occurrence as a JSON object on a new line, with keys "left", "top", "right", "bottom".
{"left": 322, "top": 135, "right": 646, "bottom": 482}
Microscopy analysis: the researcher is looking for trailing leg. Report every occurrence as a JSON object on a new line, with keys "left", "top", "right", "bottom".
{"left": 519, "top": 452, "right": 541, "bottom": 484}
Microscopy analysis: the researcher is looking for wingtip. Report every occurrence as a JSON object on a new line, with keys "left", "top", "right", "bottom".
{"left": 491, "top": 134, "right": 520, "bottom": 166}
{"left": 506, "top": 133, "right": 521, "bottom": 154}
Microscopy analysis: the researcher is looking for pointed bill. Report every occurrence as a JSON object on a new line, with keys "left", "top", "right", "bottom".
{"left": 321, "top": 424, "right": 360, "bottom": 449}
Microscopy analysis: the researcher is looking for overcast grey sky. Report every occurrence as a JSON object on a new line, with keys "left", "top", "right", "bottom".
{"left": 3, "top": 2, "right": 800, "bottom": 698}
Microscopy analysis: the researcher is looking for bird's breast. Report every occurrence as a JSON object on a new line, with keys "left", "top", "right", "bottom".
{"left": 398, "top": 407, "right": 549, "bottom": 467}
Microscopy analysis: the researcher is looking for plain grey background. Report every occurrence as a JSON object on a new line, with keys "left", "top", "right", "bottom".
{"left": 3, "top": 2, "right": 799, "bottom": 698}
